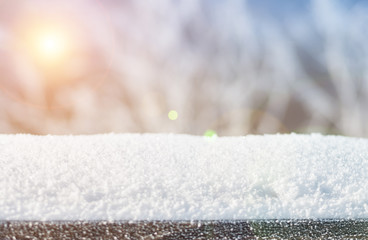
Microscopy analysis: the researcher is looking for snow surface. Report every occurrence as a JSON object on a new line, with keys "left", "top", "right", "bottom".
{"left": 0, "top": 133, "right": 368, "bottom": 221}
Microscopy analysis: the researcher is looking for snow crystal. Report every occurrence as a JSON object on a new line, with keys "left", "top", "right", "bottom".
{"left": 0, "top": 133, "right": 367, "bottom": 220}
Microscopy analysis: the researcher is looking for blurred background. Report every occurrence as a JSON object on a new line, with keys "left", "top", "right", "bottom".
{"left": 0, "top": 0, "right": 368, "bottom": 136}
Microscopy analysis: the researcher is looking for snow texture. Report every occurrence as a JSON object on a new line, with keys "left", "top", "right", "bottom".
{"left": 0, "top": 133, "right": 368, "bottom": 221}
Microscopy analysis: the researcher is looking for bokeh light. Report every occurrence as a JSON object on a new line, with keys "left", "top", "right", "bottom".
{"left": 204, "top": 130, "right": 217, "bottom": 138}
{"left": 168, "top": 110, "right": 178, "bottom": 121}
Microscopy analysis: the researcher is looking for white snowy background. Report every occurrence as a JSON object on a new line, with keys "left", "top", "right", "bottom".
{"left": 0, "top": 0, "right": 367, "bottom": 136}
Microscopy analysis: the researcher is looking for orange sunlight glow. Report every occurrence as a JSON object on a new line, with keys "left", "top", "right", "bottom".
{"left": 37, "top": 31, "right": 66, "bottom": 61}
{"left": 27, "top": 25, "right": 71, "bottom": 66}
{"left": 14, "top": 16, "right": 79, "bottom": 87}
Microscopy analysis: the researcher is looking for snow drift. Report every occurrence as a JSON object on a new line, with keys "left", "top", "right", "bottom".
{"left": 0, "top": 133, "right": 367, "bottom": 220}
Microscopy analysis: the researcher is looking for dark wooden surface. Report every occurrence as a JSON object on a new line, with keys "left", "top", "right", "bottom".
{"left": 1, "top": 219, "right": 367, "bottom": 239}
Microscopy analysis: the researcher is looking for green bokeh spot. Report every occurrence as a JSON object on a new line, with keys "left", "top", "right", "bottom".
{"left": 168, "top": 110, "right": 178, "bottom": 120}
{"left": 204, "top": 130, "right": 217, "bottom": 138}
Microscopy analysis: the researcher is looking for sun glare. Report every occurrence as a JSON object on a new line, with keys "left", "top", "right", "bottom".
{"left": 37, "top": 32, "right": 66, "bottom": 60}
{"left": 16, "top": 19, "right": 73, "bottom": 67}
{"left": 13, "top": 18, "right": 78, "bottom": 86}
{"left": 31, "top": 28, "right": 69, "bottom": 64}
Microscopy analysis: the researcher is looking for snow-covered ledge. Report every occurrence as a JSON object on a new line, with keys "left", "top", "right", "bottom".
{"left": 1, "top": 133, "right": 367, "bottom": 221}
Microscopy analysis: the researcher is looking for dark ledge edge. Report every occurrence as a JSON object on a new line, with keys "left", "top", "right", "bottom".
{"left": 1, "top": 219, "right": 368, "bottom": 239}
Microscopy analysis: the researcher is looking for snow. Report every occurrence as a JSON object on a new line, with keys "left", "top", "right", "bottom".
{"left": 0, "top": 133, "right": 368, "bottom": 221}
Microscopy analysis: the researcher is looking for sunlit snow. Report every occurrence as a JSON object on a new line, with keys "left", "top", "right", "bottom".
{"left": 0, "top": 133, "right": 367, "bottom": 220}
